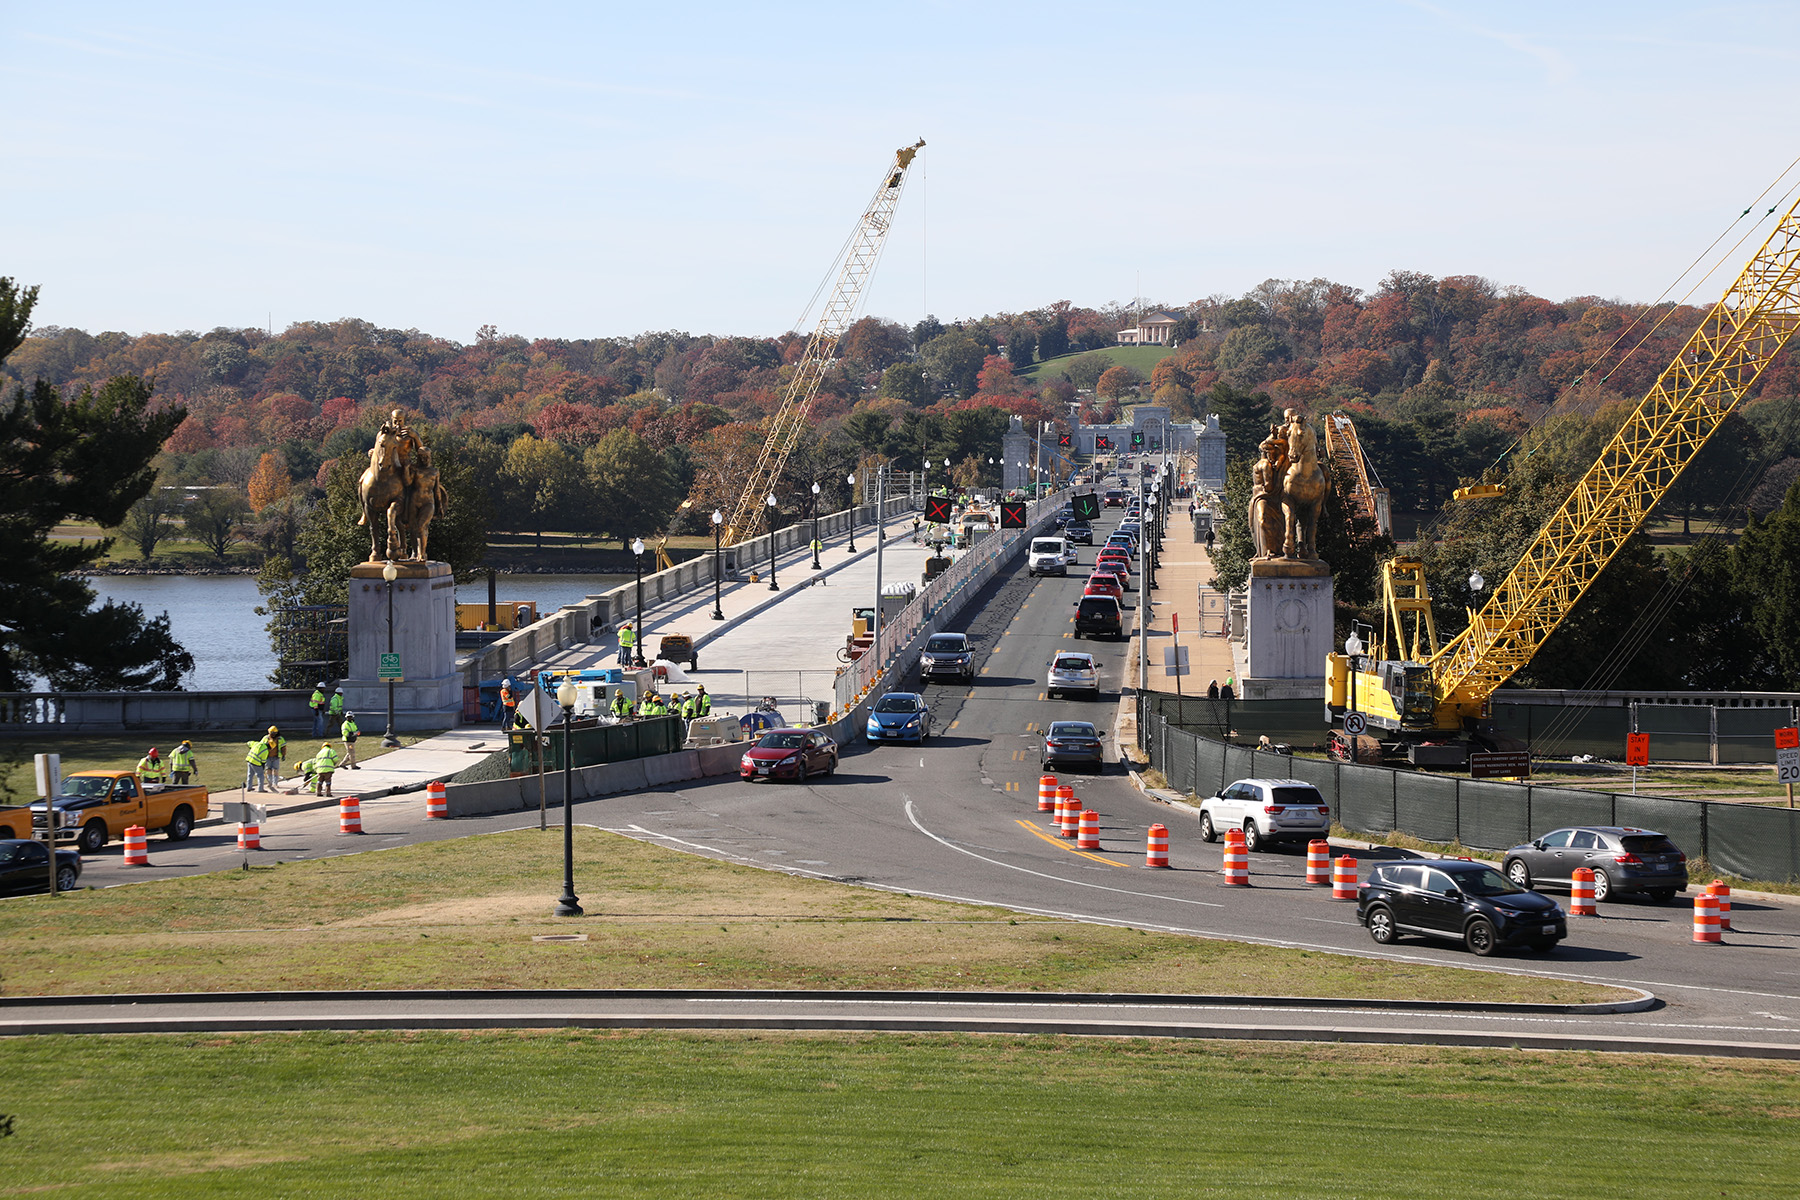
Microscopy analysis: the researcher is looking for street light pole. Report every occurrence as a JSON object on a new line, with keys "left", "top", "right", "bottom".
{"left": 710, "top": 509, "right": 725, "bottom": 621}
{"left": 381, "top": 560, "right": 400, "bottom": 748}
{"left": 846, "top": 473, "right": 857, "bottom": 553}
{"left": 810, "top": 481, "right": 822, "bottom": 569}
{"left": 631, "top": 538, "right": 647, "bottom": 667}
{"left": 766, "top": 493, "right": 779, "bottom": 590}
{"left": 553, "top": 678, "right": 582, "bottom": 917}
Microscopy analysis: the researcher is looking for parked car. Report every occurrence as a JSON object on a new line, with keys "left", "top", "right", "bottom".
{"left": 1041, "top": 720, "right": 1106, "bottom": 770}
{"left": 1197, "top": 777, "right": 1331, "bottom": 851}
{"left": 1358, "top": 858, "right": 1567, "bottom": 956}
{"left": 1073, "top": 595, "right": 1123, "bottom": 639}
{"left": 919, "top": 632, "right": 974, "bottom": 681}
{"left": 1501, "top": 826, "right": 1688, "bottom": 903}
{"left": 1083, "top": 574, "right": 1124, "bottom": 604}
{"left": 0, "top": 838, "right": 81, "bottom": 895}
{"left": 1028, "top": 537, "right": 1071, "bottom": 577}
{"left": 1065, "top": 522, "right": 1094, "bottom": 545}
{"left": 866, "top": 692, "right": 932, "bottom": 743}
{"left": 739, "top": 728, "right": 838, "bottom": 781}
{"left": 1047, "top": 651, "right": 1099, "bottom": 699}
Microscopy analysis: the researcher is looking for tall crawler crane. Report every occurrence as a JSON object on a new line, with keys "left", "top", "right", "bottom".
{"left": 723, "top": 140, "right": 925, "bottom": 542}
{"left": 1329, "top": 191, "right": 1800, "bottom": 743}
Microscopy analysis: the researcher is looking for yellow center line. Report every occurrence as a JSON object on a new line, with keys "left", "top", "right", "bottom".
{"left": 1015, "top": 819, "right": 1128, "bottom": 868}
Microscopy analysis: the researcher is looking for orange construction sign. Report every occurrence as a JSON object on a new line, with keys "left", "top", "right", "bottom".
{"left": 1625, "top": 732, "right": 1650, "bottom": 767}
{"left": 1776, "top": 726, "right": 1799, "bottom": 750}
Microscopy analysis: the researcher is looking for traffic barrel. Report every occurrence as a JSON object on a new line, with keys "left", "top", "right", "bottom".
{"left": 1055, "top": 784, "right": 1074, "bottom": 825}
{"left": 1569, "top": 868, "right": 1597, "bottom": 916}
{"left": 236, "top": 822, "right": 260, "bottom": 851}
{"left": 1057, "top": 791, "right": 1078, "bottom": 838}
{"left": 1220, "top": 829, "right": 1249, "bottom": 886}
{"left": 1305, "top": 840, "right": 1331, "bottom": 885}
{"left": 1693, "top": 891, "right": 1722, "bottom": 943}
{"left": 1038, "top": 775, "right": 1058, "bottom": 812}
{"left": 338, "top": 796, "right": 364, "bottom": 836}
{"left": 122, "top": 825, "right": 150, "bottom": 867}
{"left": 426, "top": 780, "right": 448, "bottom": 820}
{"left": 1708, "top": 880, "right": 1732, "bottom": 931}
{"left": 1077, "top": 809, "right": 1100, "bottom": 850}
{"left": 1145, "top": 824, "right": 1169, "bottom": 868}
{"left": 1332, "top": 855, "right": 1358, "bottom": 900}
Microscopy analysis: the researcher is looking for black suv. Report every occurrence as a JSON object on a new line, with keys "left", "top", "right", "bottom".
{"left": 1073, "top": 595, "right": 1123, "bottom": 639}
{"left": 1065, "top": 522, "right": 1094, "bottom": 545}
{"left": 1358, "top": 857, "right": 1566, "bottom": 956}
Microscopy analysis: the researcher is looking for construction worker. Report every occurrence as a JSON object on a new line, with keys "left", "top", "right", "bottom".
{"left": 309, "top": 681, "right": 329, "bottom": 736}
{"left": 694, "top": 684, "right": 711, "bottom": 717}
{"left": 137, "top": 748, "right": 167, "bottom": 787}
{"left": 610, "top": 688, "right": 632, "bottom": 720}
{"left": 617, "top": 622, "right": 637, "bottom": 667}
{"left": 499, "top": 677, "right": 518, "bottom": 728}
{"left": 340, "top": 712, "right": 361, "bottom": 769}
{"left": 678, "top": 692, "right": 695, "bottom": 720}
{"left": 327, "top": 686, "right": 345, "bottom": 725}
{"left": 313, "top": 741, "right": 340, "bottom": 797}
{"left": 264, "top": 726, "right": 288, "bottom": 788}
{"left": 244, "top": 737, "right": 271, "bottom": 793}
{"left": 169, "top": 740, "right": 197, "bottom": 785}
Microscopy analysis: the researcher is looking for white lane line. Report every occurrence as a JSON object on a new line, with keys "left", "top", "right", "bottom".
{"left": 905, "top": 800, "right": 1224, "bottom": 908}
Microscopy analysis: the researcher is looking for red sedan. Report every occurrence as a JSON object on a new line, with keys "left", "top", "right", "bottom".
{"left": 739, "top": 727, "right": 839, "bottom": 782}
{"left": 1084, "top": 574, "right": 1124, "bottom": 603}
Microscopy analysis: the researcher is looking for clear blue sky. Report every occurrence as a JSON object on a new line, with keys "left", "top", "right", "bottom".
{"left": 8, "top": 2, "right": 1799, "bottom": 343}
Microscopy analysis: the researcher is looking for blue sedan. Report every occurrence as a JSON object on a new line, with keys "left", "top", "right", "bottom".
{"left": 866, "top": 692, "right": 933, "bottom": 743}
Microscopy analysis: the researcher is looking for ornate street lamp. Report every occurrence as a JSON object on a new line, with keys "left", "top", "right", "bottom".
{"left": 766, "top": 494, "right": 779, "bottom": 590}
{"left": 381, "top": 560, "right": 400, "bottom": 748}
{"left": 710, "top": 510, "right": 725, "bottom": 620}
{"left": 553, "top": 677, "right": 582, "bottom": 918}
{"left": 846, "top": 473, "right": 858, "bottom": 553}
{"left": 810, "top": 481, "right": 823, "bottom": 569}
{"left": 630, "top": 537, "right": 647, "bottom": 666}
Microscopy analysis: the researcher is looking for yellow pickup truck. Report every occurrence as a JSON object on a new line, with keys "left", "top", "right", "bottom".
{"left": 20, "top": 770, "right": 209, "bottom": 854}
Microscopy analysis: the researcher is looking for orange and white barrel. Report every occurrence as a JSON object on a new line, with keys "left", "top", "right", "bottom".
{"left": 1038, "top": 775, "right": 1058, "bottom": 812}
{"left": 1569, "top": 868, "right": 1597, "bottom": 916}
{"left": 1057, "top": 791, "right": 1078, "bottom": 838}
{"left": 236, "top": 823, "right": 260, "bottom": 851}
{"left": 1077, "top": 809, "right": 1100, "bottom": 850}
{"left": 338, "top": 796, "right": 363, "bottom": 836}
{"left": 426, "top": 780, "right": 448, "bottom": 820}
{"left": 1693, "top": 892, "right": 1722, "bottom": 944}
{"left": 1220, "top": 829, "right": 1249, "bottom": 886}
{"left": 1305, "top": 840, "right": 1331, "bottom": 885}
{"left": 1145, "top": 824, "right": 1170, "bottom": 868}
{"left": 1708, "top": 880, "right": 1732, "bottom": 931}
{"left": 122, "top": 825, "right": 149, "bottom": 867}
{"left": 1332, "top": 855, "right": 1358, "bottom": 900}
{"left": 1055, "top": 785, "right": 1075, "bottom": 826}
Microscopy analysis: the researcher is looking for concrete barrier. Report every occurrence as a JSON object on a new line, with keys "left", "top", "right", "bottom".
{"left": 0, "top": 689, "right": 315, "bottom": 734}
{"left": 441, "top": 740, "right": 744, "bottom": 818}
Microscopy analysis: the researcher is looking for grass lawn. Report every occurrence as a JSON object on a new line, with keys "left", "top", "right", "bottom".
{"left": 1021, "top": 345, "right": 1174, "bottom": 381}
{"left": 3, "top": 1031, "right": 1798, "bottom": 1197}
{"left": 0, "top": 730, "right": 445, "bottom": 805}
{"left": 0, "top": 827, "right": 1622, "bottom": 1003}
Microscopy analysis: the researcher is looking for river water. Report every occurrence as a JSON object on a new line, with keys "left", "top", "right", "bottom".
{"left": 87, "top": 574, "right": 631, "bottom": 691}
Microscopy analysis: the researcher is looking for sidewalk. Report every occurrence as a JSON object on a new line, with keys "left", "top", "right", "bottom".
{"left": 205, "top": 725, "right": 508, "bottom": 823}
{"left": 1134, "top": 507, "right": 1235, "bottom": 698}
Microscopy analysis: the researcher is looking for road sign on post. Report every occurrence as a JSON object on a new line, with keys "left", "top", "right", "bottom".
{"left": 1625, "top": 732, "right": 1649, "bottom": 766}
{"left": 1470, "top": 750, "right": 1532, "bottom": 780}
{"left": 378, "top": 652, "right": 403, "bottom": 682}
{"left": 1777, "top": 729, "right": 1800, "bottom": 807}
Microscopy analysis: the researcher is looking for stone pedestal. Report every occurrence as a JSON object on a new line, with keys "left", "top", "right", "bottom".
{"left": 337, "top": 561, "right": 462, "bottom": 731}
{"left": 1242, "top": 559, "right": 1331, "bottom": 700}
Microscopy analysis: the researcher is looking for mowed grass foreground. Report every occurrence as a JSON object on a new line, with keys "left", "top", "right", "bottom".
{"left": 0, "top": 828, "right": 1620, "bottom": 1003}
{"left": 4, "top": 1032, "right": 1799, "bottom": 1198}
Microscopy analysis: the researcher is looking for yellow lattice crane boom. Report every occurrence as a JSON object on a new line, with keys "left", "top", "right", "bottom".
{"left": 723, "top": 140, "right": 925, "bottom": 543}
{"left": 1331, "top": 191, "right": 1800, "bottom": 739}
{"left": 1324, "top": 414, "right": 1392, "bottom": 535}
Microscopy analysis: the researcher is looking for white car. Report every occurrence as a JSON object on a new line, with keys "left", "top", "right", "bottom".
{"left": 1198, "top": 777, "right": 1332, "bottom": 852}
{"left": 1046, "top": 651, "right": 1099, "bottom": 699}
{"left": 1028, "top": 537, "right": 1070, "bottom": 577}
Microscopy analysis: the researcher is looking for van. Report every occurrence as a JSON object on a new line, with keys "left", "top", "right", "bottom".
{"left": 1028, "top": 537, "right": 1070, "bottom": 577}
{"left": 1073, "top": 595, "right": 1123, "bottom": 640}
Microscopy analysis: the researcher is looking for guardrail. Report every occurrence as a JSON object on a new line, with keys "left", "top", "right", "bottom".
{"left": 0, "top": 690, "right": 314, "bottom": 734}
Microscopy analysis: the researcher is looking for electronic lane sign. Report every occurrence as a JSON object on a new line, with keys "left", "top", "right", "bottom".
{"left": 1096, "top": 436, "right": 1112, "bottom": 451}
{"left": 924, "top": 495, "right": 953, "bottom": 524}
{"left": 1072, "top": 492, "right": 1101, "bottom": 521}
{"left": 1000, "top": 502, "right": 1027, "bottom": 529}
{"left": 1057, "top": 432, "right": 1072, "bottom": 449}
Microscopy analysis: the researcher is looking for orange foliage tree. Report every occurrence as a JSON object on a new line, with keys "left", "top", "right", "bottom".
{"left": 247, "top": 451, "right": 291, "bottom": 510}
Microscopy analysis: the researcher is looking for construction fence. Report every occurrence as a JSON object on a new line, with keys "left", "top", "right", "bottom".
{"left": 1139, "top": 698, "right": 1800, "bottom": 885}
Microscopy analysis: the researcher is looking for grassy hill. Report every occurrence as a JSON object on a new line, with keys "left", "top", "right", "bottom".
{"left": 1020, "top": 345, "right": 1175, "bottom": 382}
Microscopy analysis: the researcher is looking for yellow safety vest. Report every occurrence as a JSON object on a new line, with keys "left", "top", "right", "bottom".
{"left": 138, "top": 756, "right": 166, "bottom": 782}
{"left": 170, "top": 746, "right": 196, "bottom": 773}
{"left": 619, "top": 626, "right": 637, "bottom": 647}
{"left": 315, "top": 745, "right": 339, "bottom": 771}
{"left": 341, "top": 718, "right": 360, "bottom": 742}
{"left": 245, "top": 741, "right": 270, "bottom": 766}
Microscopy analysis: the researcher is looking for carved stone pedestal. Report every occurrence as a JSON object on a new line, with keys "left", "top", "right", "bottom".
{"left": 1242, "top": 558, "right": 1331, "bottom": 700}
{"left": 336, "top": 561, "right": 462, "bottom": 730}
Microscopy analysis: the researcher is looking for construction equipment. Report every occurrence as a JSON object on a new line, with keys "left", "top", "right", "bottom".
{"left": 723, "top": 140, "right": 925, "bottom": 543}
{"left": 1323, "top": 414, "right": 1393, "bottom": 535}
{"left": 1329, "top": 191, "right": 1800, "bottom": 752}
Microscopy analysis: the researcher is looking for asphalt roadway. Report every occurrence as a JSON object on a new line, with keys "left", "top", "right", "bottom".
{"left": 25, "top": 507, "right": 1800, "bottom": 1056}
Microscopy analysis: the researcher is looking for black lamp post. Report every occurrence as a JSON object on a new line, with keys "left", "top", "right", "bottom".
{"left": 381, "top": 560, "right": 400, "bottom": 748}
{"left": 710, "top": 509, "right": 725, "bottom": 621}
{"left": 810, "top": 482, "right": 822, "bottom": 569}
{"left": 766, "top": 493, "right": 779, "bottom": 590}
{"left": 553, "top": 677, "right": 582, "bottom": 917}
{"left": 630, "top": 537, "right": 647, "bottom": 667}
{"left": 846, "top": 472, "right": 857, "bottom": 553}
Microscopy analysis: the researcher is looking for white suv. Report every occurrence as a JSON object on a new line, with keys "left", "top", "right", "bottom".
{"left": 1199, "top": 778, "right": 1331, "bottom": 852}
{"left": 1028, "top": 537, "right": 1071, "bottom": 576}
{"left": 1046, "top": 651, "right": 1099, "bottom": 699}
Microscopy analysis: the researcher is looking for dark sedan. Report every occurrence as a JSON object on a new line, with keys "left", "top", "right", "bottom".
{"left": 1042, "top": 721, "right": 1107, "bottom": 771}
{"left": 0, "top": 838, "right": 81, "bottom": 895}
{"left": 1065, "top": 523, "right": 1094, "bottom": 545}
{"left": 1502, "top": 826, "right": 1688, "bottom": 903}
{"left": 739, "top": 728, "right": 838, "bottom": 782}
{"left": 1359, "top": 857, "right": 1566, "bottom": 956}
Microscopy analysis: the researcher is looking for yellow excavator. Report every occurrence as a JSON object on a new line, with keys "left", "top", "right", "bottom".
{"left": 1328, "top": 191, "right": 1800, "bottom": 756}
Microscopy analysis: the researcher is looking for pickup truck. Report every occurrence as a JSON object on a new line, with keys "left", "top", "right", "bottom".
{"left": 21, "top": 770, "right": 209, "bottom": 854}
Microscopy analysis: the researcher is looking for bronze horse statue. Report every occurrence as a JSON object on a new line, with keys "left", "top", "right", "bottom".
{"left": 357, "top": 426, "right": 410, "bottom": 562}
{"left": 1281, "top": 415, "right": 1327, "bottom": 560}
